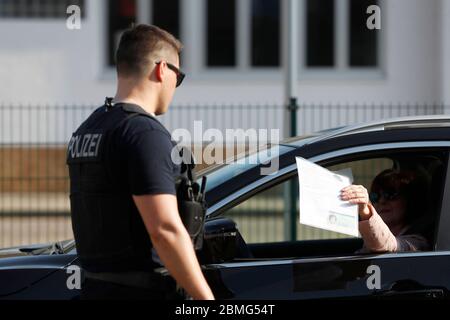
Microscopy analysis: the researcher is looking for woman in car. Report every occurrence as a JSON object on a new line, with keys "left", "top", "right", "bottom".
{"left": 340, "top": 169, "right": 431, "bottom": 253}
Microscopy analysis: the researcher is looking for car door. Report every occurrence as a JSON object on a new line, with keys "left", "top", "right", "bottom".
{"left": 201, "top": 142, "right": 450, "bottom": 300}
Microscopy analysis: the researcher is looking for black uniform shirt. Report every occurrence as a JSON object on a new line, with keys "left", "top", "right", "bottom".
{"left": 111, "top": 103, "right": 180, "bottom": 196}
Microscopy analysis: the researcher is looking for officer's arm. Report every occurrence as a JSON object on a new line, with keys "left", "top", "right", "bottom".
{"left": 133, "top": 193, "right": 215, "bottom": 300}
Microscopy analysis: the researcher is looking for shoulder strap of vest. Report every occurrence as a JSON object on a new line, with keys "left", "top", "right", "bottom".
{"left": 104, "top": 99, "right": 142, "bottom": 132}
{"left": 100, "top": 100, "right": 145, "bottom": 188}
{"left": 110, "top": 111, "right": 140, "bottom": 132}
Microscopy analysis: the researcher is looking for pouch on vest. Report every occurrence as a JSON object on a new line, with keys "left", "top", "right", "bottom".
{"left": 176, "top": 147, "right": 207, "bottom": 251}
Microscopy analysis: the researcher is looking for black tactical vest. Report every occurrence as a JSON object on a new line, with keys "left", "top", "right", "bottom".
{"left": 67, "top": 103, "right": 161, "bottom": 272}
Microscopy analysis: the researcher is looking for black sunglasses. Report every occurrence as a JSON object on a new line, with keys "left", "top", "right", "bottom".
{"left": 369, "top": 191, "right": 401, "bottom": 204}
{"left": 155, "top": 61, "right": 185, "bottom": 87}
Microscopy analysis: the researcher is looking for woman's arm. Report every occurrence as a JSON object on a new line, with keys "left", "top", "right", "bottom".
{"left": 341, "top": 185, "right": 398, "bottom": 252}
{"left": 358, "top": 204, "right": 398, "bottom": 252}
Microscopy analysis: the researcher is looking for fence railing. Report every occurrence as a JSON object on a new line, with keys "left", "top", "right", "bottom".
{"left": 0, "top": 103, "right": 446, "bottom": 248}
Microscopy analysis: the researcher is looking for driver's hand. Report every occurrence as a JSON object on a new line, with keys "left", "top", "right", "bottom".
{"left": 340, "top": 185, "right": 372, "bottom": 220}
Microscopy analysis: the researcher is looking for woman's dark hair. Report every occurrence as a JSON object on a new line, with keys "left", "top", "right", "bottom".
{"left": 370, "top": 169, "right": 429, "bottom": 226}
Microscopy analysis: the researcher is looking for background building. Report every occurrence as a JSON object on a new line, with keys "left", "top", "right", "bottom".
{"left": 0, "top": 0, "right": 448, "bottom": 108}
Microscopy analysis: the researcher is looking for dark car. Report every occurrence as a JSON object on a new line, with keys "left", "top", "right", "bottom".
{"left": 1, "top": 115, "right": 450, "bottom": 300}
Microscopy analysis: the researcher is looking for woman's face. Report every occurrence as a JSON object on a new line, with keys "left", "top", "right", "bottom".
{"left": 372, "top": 189, "right": 408, "bottom": 228}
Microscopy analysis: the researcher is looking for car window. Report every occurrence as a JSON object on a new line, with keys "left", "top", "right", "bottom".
{"left": 224, "top": 157, "right": 394, "bottom": 244}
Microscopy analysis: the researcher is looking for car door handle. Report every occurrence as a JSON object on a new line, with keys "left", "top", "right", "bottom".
{"left": 376, "top": 288, "right": 445, "bottom": 299}
{"left": 375, "top": 280, "right": 447, "bottom": 299}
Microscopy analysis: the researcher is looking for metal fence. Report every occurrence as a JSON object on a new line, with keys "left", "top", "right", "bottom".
{"left": 0, "top": 103, "right": 446, "bottom": 248}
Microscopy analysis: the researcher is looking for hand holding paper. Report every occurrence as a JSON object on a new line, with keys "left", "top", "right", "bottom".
{"left": 340, "top": 184, "right": 372, "bottom": 220}
{"left": 296, "top": 157, "right": 359, "bottom": 237}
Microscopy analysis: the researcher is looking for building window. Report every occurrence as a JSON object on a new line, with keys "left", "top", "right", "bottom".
{"left": 306, "top": 0, "right": 335, "bottom": 67}
{"left": 349, "top": 0, "right": 378, "bottom": 67}
{"left": 105, "top": 0, "right": 380, "bottom": 74}
{"left": 205, "top": 0, "right": 280, "bottom": 69}
{"left": 305, "top": 0, "right": 380, "bottom": 69}
{"left": 107, "top": 0, "right": 136, "bottom": 67}
{"left": 0, "top": 0, "right": 85, "bottom": 18}
{"left": 251, "top": 0, "right": 281, "bottom": 67}
{"left": 153, "top": 0, "right": 180, "bottom": 41}
{"left": 203, "top": 0, "right": 378, "bottom": 72}
{"left": 107, "top": 0, "right": 180, "bottom": 68}
{"left": 206, "top": 0, "right": 236, "bottom": 67}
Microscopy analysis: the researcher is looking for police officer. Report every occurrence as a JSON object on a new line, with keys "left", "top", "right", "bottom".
{"left": 67, "top": 24, "right": 214, "bottom": 300}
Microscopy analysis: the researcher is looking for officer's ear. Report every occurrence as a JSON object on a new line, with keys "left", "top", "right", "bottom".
{"left": 154, "top": 61, "right": 165, "bottom": 83}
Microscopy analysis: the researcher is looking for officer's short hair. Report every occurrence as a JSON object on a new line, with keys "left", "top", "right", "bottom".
{"left": 116, "top": 24, "right": 183, "bottom": 78}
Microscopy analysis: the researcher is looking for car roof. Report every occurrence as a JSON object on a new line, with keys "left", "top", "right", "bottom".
{"left": 284, "top": 115, "right": 450, "bottom": 148}
{"left": 199, "top": 115, "right": 450, "bottom": 178}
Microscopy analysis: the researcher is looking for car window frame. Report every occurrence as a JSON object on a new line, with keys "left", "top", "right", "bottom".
{"left": 435, "top": 153, "right": 450, "bottom": 250}
{"left": 206, "top": 141, "right": 450, "bottom": 255}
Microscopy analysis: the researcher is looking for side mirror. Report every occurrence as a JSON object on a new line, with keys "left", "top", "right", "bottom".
{"left": 198, "top": 218, "right": 238, "bottom": 264}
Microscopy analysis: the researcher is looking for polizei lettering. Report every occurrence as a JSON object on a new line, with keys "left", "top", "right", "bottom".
{"left": 68, "top": 133, "right": 103, "bottom": 159}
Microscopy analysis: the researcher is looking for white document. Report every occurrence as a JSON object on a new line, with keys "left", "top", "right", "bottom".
{"left": 296, "top": 157, "right": 359, "bottom": 237}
